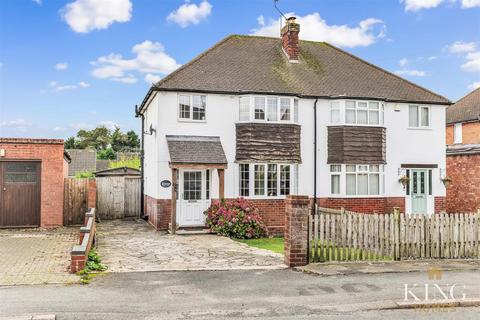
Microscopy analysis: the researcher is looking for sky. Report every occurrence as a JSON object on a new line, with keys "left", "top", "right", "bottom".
{"left": 0, "top": 0, "right": 479, "bottom": 138}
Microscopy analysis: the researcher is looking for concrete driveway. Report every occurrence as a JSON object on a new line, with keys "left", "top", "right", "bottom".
{"left": 0, "top": 228, "right": 79, "bottom": 286}
{"left": 96, "top": 220, "right": 285, "bottom": 272}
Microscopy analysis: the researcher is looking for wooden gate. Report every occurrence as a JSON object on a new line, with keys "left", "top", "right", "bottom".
{"left": 63, "top": 178, "right": 89, "bottom": 226}
{"left": 0, "top": 161, "right": 41, "bottom": 227}
{"left": 96, "top": 176, "right": 141, "bottom": 220}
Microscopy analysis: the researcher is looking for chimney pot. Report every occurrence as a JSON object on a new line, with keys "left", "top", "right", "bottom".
{"left": 281, "top": 16, "right": 300, "bottom": 62}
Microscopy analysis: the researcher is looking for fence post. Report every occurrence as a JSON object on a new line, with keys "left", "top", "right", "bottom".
{"left": 340, "top": 207, "right": 346, "bottom": 215}
{"left": 284, "top": 195, "right": 310, "bottom": 267}
{"left": 393, "top": 207, "right": 401, "bottom": 261}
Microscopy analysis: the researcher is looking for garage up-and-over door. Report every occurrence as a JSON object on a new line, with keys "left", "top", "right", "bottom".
{"left": 0, "top": 161, "right": 41, "bottom": 227}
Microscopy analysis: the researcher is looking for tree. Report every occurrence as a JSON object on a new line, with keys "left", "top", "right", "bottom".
{"left": 97, "top": 147, "right": 116, "bottom": 160}
{"left": 76, "top": 126, "right": 111, "bottom": 150}
{"left": 125, "top": 130, "right": 140, "bottom": 150}
{"left": 64, "top": 136, "right": 77, "bottom": 149}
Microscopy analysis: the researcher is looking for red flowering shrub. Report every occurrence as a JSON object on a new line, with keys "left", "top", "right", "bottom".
{"left": 204, "top": 198, "right": 267, "bottom": 239}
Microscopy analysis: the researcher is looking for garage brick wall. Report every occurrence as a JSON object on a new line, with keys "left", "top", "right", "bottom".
{"left": 0, "top": 138, "right": 66, "bottom": 227}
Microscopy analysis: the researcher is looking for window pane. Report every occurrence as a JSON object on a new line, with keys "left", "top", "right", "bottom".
{"left": 369, "top": 165, "right": 379, "bottom": 172}
{"left": 239, "top": 97, "right": 250, "bottom": 121}
{"left": 294, "top": 99, "right": 299, "bottom": 123}
{"left": 267, "top": 97, "right": 278, "bottom": 121}
{"left": 254, "top": 97, "right": 265, "bottom": 120}
{"left": 280, "top": 98, "right": 291, "bottom": 121}
{"left": 239, "top": 164, "right": 249, "bottom": 197}
{"left": 192, "top": 95, "right": 206, "bottom": 120}
{"left": 409, "top": 105, "right": 418, "bottom": 127}
{"left": 331, "top": 175, "right": 340, "bottom": 194}
{"left": 330, "top": 164, "right": 341, "bottom": 172}
{"left": 358, "top": 165, "right": 368, "bottom": 172}
{"left": 369, "top": 102, "right": 379, "bottom": 110}
{"left": 346, "top": 165, "right": 356, "bottom": 172}
{"left": 369, "top": 173, "right": 379, "bottom": 195}
{"left": 254, "top": 165, "right": 265, "bottom": 195}
{"left": 280, "top": 165, "right": 290, "bottom": 195}
{"left": 346, "top": 110, "right": 356, "bottom": 124}
{"left": 357, "top": 174, "right": 368, "bottom": 195}
{"left": 330, "top": 101, "right": 340, "bottom": 123}
{"left": 369, "top": 110, "right": 379, "bottom": 124}
{"left": 346, "top": 174, "right": 356, "bottom": 195}
{"left": 183, "top": 171, "right": 202, "bottom": 200}
{"left": 206, "top": 170, "right": 210, "bottom": 199}
{"left": 421, "top": 107, "right": 429, "bottom": 126}
{"left": 357, "top": 110, "right": 368, "bottom": 124}
{"left": 267, "top": 164, "right": 278, "bottom": 196}
{"left": 346, "top": 101, "right": 356, "bottom": 109}
{"left": 179, "top": 95, "right": 190, "bottom": 119}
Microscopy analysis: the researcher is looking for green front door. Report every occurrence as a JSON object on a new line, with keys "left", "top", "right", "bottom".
{"left": 411, "top": 169, "right": 428, "bottom": 214}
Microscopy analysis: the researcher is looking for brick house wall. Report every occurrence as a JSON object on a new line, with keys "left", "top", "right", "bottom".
{"left": 0, "top": 138, "right": 66, "bottom": 227}
{"left": 446, "top": 154, "right": 480, "bottom": 212}
{"left": 446, "top": 122, "right": 480, "bottom": 145}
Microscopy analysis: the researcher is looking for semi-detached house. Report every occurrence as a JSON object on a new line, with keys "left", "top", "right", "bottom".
{"left": 136, "top": 17, "right": 450, "bottom": 235}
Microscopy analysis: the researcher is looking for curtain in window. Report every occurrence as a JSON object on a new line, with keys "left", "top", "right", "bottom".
{"left": 357, "top": 102, "right": 368, "bottom": 124}
{"left": 346, "top": 174, "right": 356, "bottom": 195}
{"left": 369, "top": 102, "right": 379, "bottom": 125}
{"left": 357, "top": 173, "right": 368, "bottom": 195}
{"left": 421, "top": 107, "right": 429, "bottom": 126}
{"left": 267, "top": 97, "right": 278, "bottom": 121}
{"left": 369, "top": 174, "right": 380, "bottom": 195}
{"left": 239, "top": 97, "right": 250, "bottom": 121}
{"left": 409, "top": 105, "right": 419, "bottom": 127}
{"left": 331, "top": 175, "right": 340, "bottom": 194}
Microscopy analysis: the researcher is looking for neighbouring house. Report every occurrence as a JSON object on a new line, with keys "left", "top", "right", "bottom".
{"left": 136, "top": 17, "right": 450, "bottom": 234}
{"left": 67, "top": 149, "right": 111, "bottom": 175}
{"left": 0, "top": 138, "right": 70, "bottom": 227}
{"left": 445, "top": 88, "right": 480, "bottom": 212}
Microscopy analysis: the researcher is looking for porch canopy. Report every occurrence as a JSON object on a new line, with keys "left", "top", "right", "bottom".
{"left": 166, "top": 135, "right": 227, "bottom": 233}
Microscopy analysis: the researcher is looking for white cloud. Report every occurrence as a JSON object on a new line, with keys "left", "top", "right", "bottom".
{"left": 461, "top": 0, "right": 480, "bottom": 8}
{"left": 395, "top": 69, "right": 427, "bottom": 76}
{"left": 461, "top": 51, "right": 480, "bottom": 72}
{"left": 53, "top": 126, "right": 66, "bottom": 131}
{"left": 48, "top": 81, "right": 90, "bottom": 91}
{"left": 60, "top": 0, "right": 132, "bottom": 33}
{"left": 91, "top": 40, "right": 180, "bottom": 84}
{"left": 251, "top": 13, "right": 386, "bottom": 48}
{"left": 55, "top": 62, "right": 68, "bottom": 70}
{"left": 0, "top": 119, "right": 32, "bottom": 131}
{"left": 399, "top": 58, "right": 409, "bottom": 66}
{"left": 402, "top": 0, "right": 444, "bottom": 12}
{"left": 32, "top": 0, "right": 42, "bottom": 5}
{"left": 144, "top": 73, "right": 162, "bottom": 84}
{"left": 468, "top": 81, "right": 480, "bottom": 90}
{"left": 99, "top": 120, "right": 119, "bottom": 130}
{"left": 427, "top": 56, "right": 438, "bottom": 60}
{"left": 446, "top": 41, "right": 477, "bottom": 53}
{"left": 167, "top": 1, "right": 212, "bottom": 28}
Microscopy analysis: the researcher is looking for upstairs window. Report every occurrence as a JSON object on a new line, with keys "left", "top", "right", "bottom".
{"left": 409, "top": 105, "right": 430, "bottom": 128}
{"left": 345, "top": 101, "right": 382, "bottom": 125}
{"left": 454, "top": 123, "right": 462, "bottom": 144}
{"left": 238, "top": 96, "right": 298, "bottom": 123}
{"left": 179, "top": 94, "right": 206, "bottom": 121}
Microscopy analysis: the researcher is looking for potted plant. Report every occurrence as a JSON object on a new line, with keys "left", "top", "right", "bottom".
{"left": 441, "top": 176, "right": 452, "bottom": 188}
{"left": 398, "top": 175, "right": 410, "bottom": 190}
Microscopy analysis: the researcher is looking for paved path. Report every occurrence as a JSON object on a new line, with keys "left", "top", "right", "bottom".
{"left": 0, "top": 269, "right": 479, "bottom": 319}
{"left": 0, "top": 228, "right": 79, "bottom": 286}
{"left": 96, "top": 220, "right": 285, "bottom": 272}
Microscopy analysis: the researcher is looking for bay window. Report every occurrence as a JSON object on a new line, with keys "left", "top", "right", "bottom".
{"left": 331, "top": 164, "right": 384, "bottom": 196}
{"left": 330, "top": 100, "right": 383, "bottom": 125}
{"left": 238, "top": 96, "right": 298, "bottom": 123}
{"left": 178, "top": 94, "right": 206, "bottom": 121}
{"left": 239, "top": 163, "right": 296, "bottom": 197}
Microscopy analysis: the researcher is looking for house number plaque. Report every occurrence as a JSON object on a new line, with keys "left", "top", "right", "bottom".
{"left": 160, "top": 180, "right": 172, "bottom": 188}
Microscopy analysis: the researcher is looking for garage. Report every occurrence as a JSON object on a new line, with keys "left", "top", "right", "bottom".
{"left": 0, "top": 161, "right": 41, "bottom": 227}
{"left": 0, "top": 138, "right": 70, "bottom": 228}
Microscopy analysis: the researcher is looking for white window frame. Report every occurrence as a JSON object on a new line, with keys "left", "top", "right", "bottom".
{"left": 408, "top": 105, "right": 430, "bottom": 129}
{"left": 453, "top": 123, "right": 462, "bottom": 144}
{"left": 238, "top": 163, "right": 297, "bottom": 199}
{"left": 237, "top": 96, "right": 299, "bottom": 124}
{"left": 329, "top": 164, "right": 385, "bottom": 197}
{"left": 330, "top": 100, "right": 384, "bottom": 126}
{"left": 177, "top": 94, "right": 207, "bottom": 122}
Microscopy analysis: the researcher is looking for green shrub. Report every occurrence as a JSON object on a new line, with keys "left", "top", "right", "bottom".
{"left": 74, "top": 171, "right": 94, "bottom": 179}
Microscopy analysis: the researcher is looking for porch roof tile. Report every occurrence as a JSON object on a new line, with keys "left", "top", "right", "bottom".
{"left": 166, "top": 135, "right": 227, "bottom": 165}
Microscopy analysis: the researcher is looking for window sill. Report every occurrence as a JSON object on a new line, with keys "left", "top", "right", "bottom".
{"left": 327, "top": 124, "right": 385, "bottom": 128}
{"left": 407, "top": 127, "right": 432, "bottom": 131}
{"left": 328, "top": 195, "right": 386, "bottom": 198}
{"left": 240, "top": 195, "right": 289, "bottom": 200}
{"left": 177, "top": 119, "right": 207, "bottom": 123}
{"left": 236, "top": 120, "right": 298, "bottom": 125}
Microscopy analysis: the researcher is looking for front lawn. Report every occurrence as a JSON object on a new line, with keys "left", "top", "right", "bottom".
{"left": 235, "top": 237, "right": 284, "bottom": 254}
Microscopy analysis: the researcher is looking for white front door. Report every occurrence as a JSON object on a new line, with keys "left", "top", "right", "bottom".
{"left": 176, "top": 169, "right": 210, "bottom": 227}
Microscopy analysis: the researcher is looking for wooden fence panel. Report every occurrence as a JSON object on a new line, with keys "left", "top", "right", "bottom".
{"left": 96, "top": 176, "right": 141, "bottom": 220}
{"left": 310, "top": 207, "right": 480, "bottom": 262}
{"left": 63, "top": 178, "right": 88, "bottom": 226}
{"left": 124, "top": 177, "right": 141, "bottom": 218}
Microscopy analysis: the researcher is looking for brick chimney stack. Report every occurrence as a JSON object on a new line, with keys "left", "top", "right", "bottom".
{"left": 281, "top": 17, "right": 300, "bottom": 62}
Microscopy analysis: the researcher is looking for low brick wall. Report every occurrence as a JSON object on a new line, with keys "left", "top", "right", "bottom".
{"left": 284, "top": 195, "right": 310, "bottom": 267}
{"left": 70, "top": 208, "right": 96, "bottom": 273}
{"left": 318, "top": 197, "right": 405, "bottom": 214}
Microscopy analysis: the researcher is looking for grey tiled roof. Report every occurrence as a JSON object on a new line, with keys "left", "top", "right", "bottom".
{"left": 152, "top": 35, "right": 449, "bottom": 105}
{"left": 66, "top": 149, "right": 96, "bottom": 176}
{"left": 447, "top": 143, "right": 480, "bottom": 156}
{"left": 166, "top": 135, "right": 227, "bottom": 164}
{"left": 446, "top": 88, "right": 480, "bottom": 124}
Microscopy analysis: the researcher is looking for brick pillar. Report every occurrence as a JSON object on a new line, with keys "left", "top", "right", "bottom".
{"left": 87, "top": 179, "right": 96, "bottom": 208}
{"left": 284, "top": 195, "right": 310, "bottom": 267}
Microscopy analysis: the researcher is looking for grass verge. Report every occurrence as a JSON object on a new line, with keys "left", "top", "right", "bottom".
{"left": 235, "top": 237, "right": 284, "bottom": 254}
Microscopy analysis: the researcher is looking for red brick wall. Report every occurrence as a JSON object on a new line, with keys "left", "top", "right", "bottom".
{"left": 434, "top": 196, "right": 446, "bottom": 213}
{"left": 284, "top": 195, "right": 309, "bottom": 267}
{"left": 446, "top": 154, "right": 480, "bottom": 212}
{"left": 87, "top": 179, "right": 96, "bottom": 208}
{"left": 144, "top": 195, "right": 171, "bottom": 231}
{"left": 0, "top": 139, "right": 65, "bottom": 227}
{"left": 318, "top": 197, "right": 405, "bottom": 214}
{"left": 241, "top": 199, "right": 285, "bottom": 236}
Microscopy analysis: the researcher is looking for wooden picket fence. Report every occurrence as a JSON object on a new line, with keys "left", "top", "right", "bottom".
{"left": 309, "top": 207, "right": 480, "bottom": 262}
